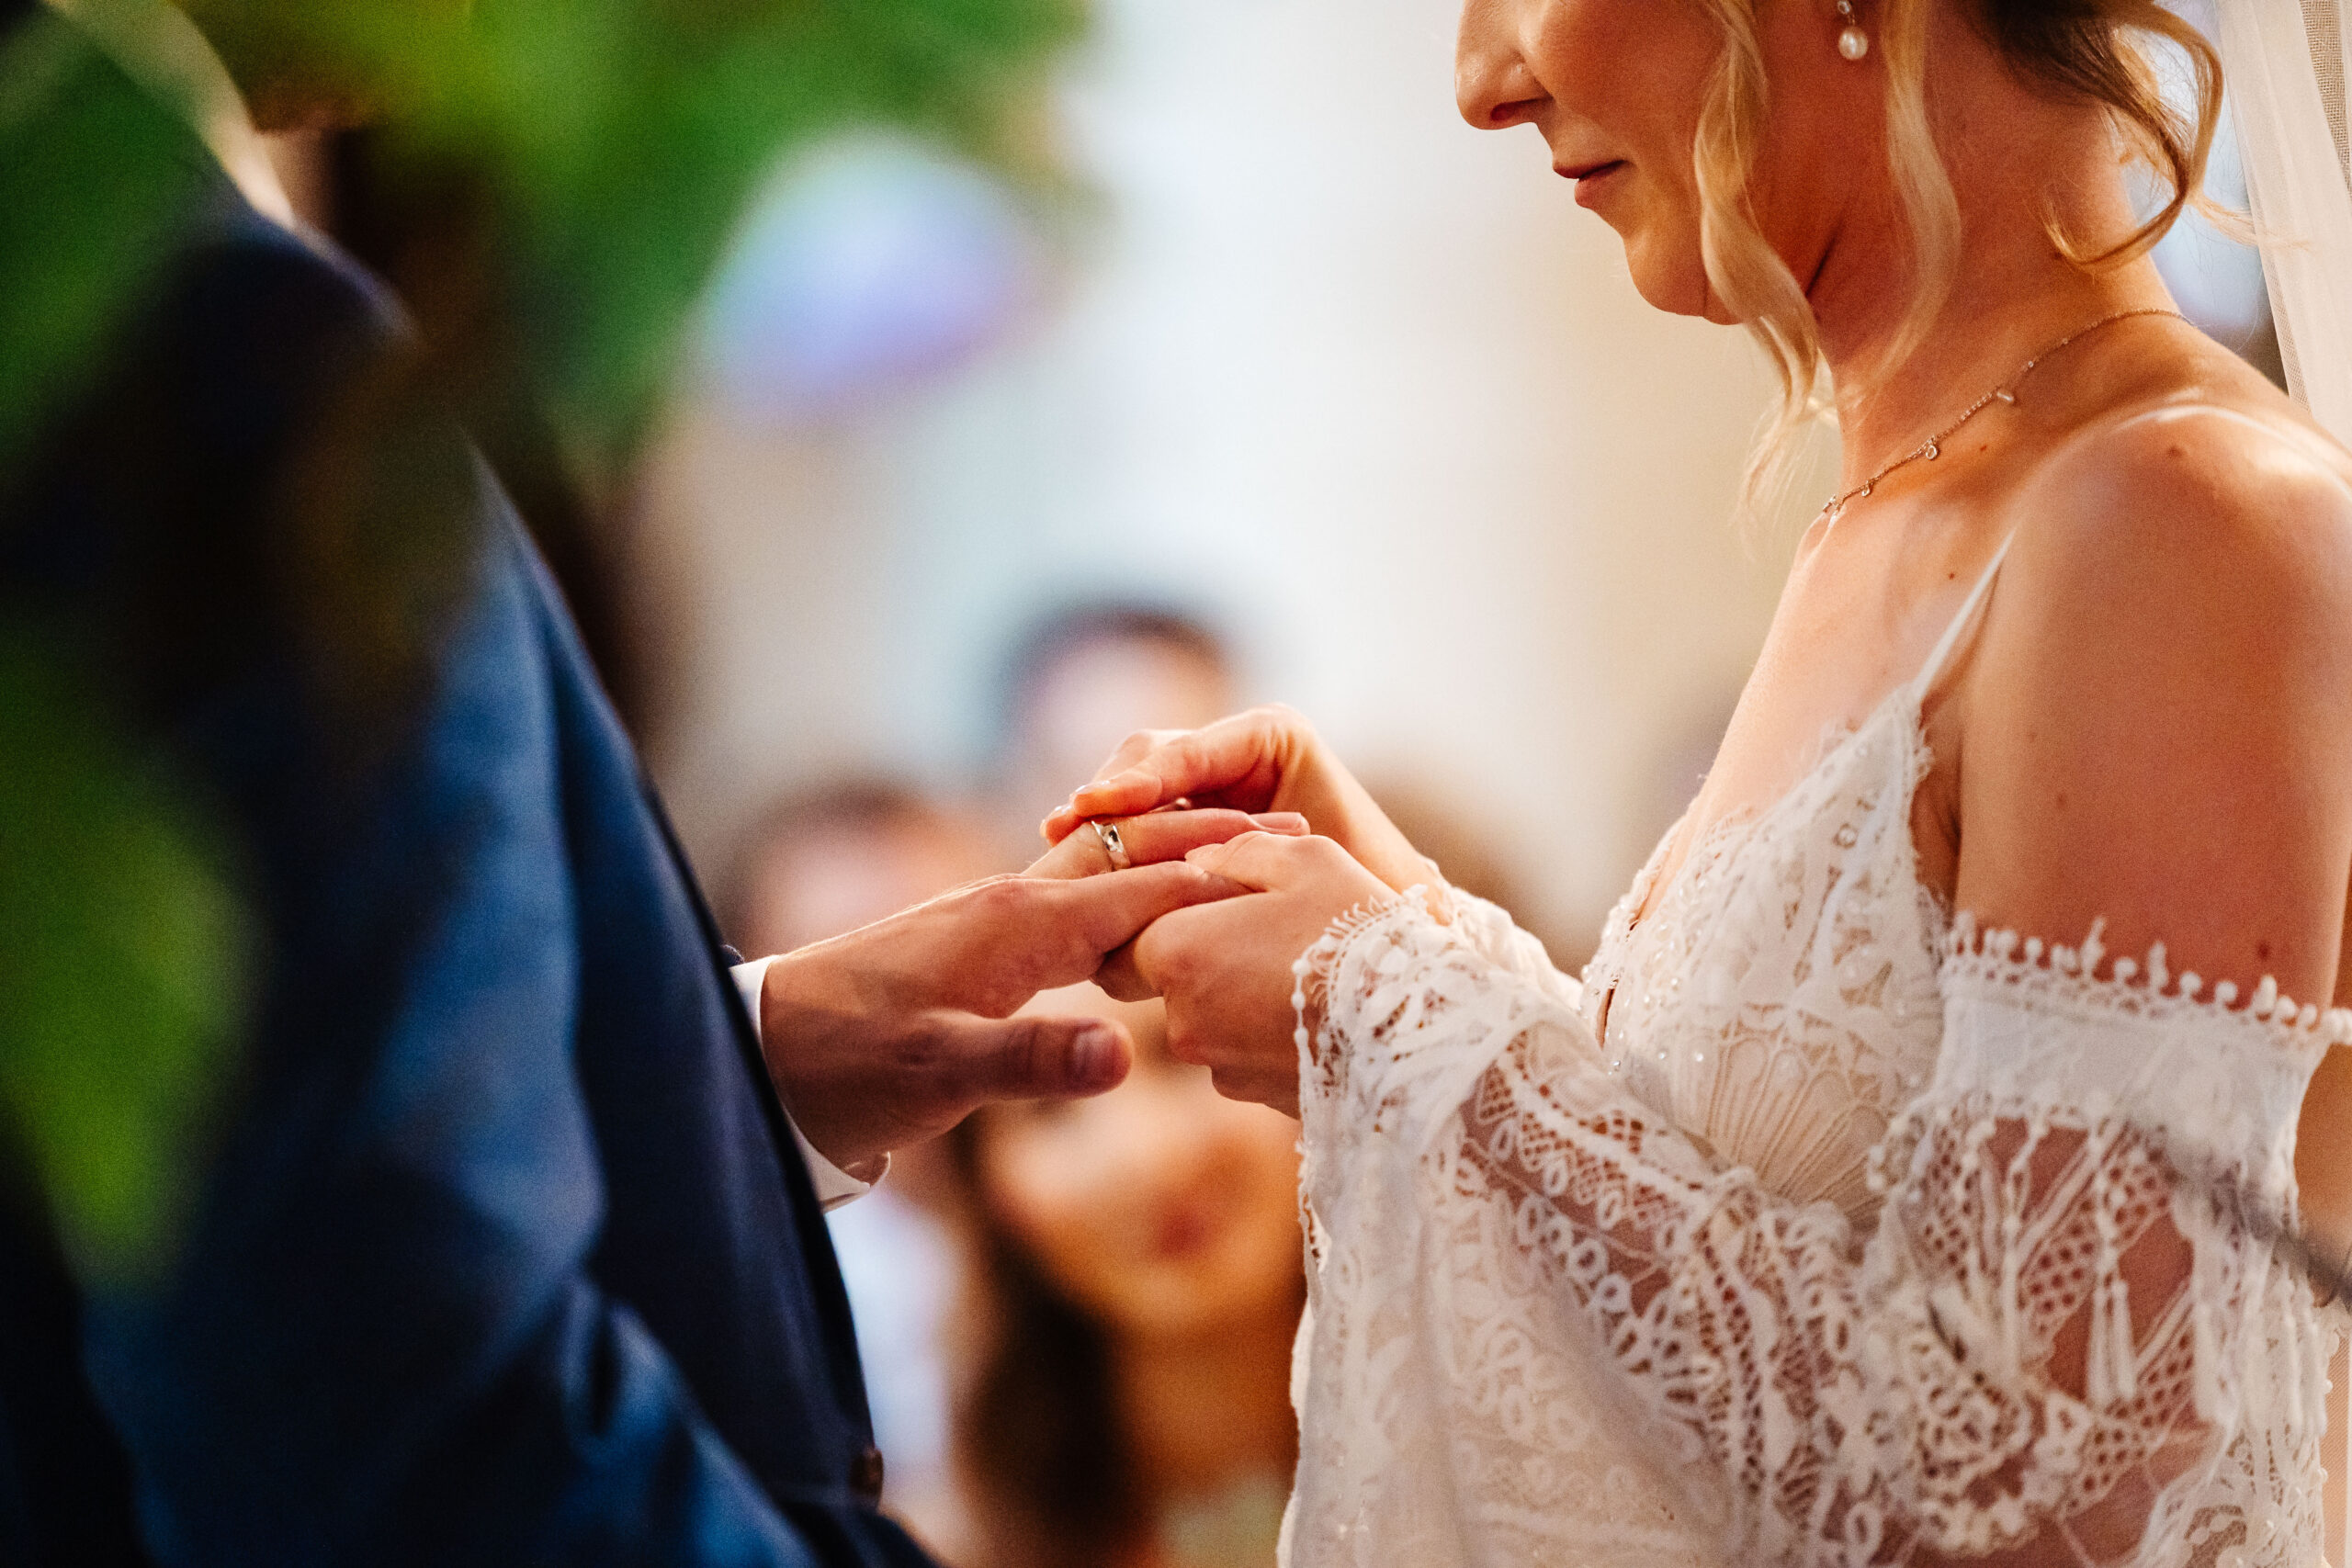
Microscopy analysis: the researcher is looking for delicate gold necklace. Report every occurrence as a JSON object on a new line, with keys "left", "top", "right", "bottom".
{"left": 1819, "top": 307, "right": 2189, "bottom": 522}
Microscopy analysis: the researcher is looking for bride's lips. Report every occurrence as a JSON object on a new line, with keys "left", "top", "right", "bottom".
{"left": 1557, "top": 159, "right": 1629, "bottom": 209}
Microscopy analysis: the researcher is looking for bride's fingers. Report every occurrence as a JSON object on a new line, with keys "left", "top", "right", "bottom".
{"left": 1040, "top": 728, "right": 1194, "bottom": 844}
{"left": 1120, "top": 809, "right": 1306, "bottom": 866}
{"left": 1067, "top": 718, "right": 1285, "bottom": 824}
{"left": 1088, "top": 728, "right": 1188, "bottom": 786}
{"left": 1185, "top": 829, "right": 1370, "bottom": 894}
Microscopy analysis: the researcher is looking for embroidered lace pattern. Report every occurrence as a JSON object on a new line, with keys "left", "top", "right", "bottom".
{"left": 1280, "top": 666, "right": 2348, "bottom": 1567}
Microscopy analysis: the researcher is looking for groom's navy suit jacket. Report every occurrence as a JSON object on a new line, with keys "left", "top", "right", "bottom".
{"left": 0, "top": 9, "right": 927, "bottom": 1563}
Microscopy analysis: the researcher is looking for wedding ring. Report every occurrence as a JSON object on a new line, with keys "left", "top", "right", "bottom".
{"left": 1090, "top": 818, "right": 1132, "bottom": 872}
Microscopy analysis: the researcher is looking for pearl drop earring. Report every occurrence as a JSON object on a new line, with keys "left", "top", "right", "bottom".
{"left": 1836, "top": 0, "right": 1869, "bottom": 60}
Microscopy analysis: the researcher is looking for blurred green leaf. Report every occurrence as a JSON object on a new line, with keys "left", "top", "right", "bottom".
{"left": 186, "top": 0, "right": 1085, "bottom": 457}
{"left": 476, "top": 0, "right": 1085, "bottom": 456}
{"left": 0, "top": 630, "right": 247, "bottom": 1284}
{"left": 0, "top": 9, "right": 218, "bottom": 479}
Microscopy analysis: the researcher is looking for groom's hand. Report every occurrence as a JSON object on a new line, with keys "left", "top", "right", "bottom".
{"left": 757, "top": 810, "right": 1299, "bottom": 1173}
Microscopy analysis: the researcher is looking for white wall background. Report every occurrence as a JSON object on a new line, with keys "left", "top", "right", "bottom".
{"left": 641, "top": 0, "right": 1823, "bottom": 952}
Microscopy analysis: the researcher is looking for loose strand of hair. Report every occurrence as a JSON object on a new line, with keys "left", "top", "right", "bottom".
{"left": 2019, "top": 3, "right": 2224, "bottom": 266}
{"left": 1876, "top": 0, "right": 1962, "bottom": 376}
{"left": 1691, "top": 4, "right": 1824, "bottom": 524}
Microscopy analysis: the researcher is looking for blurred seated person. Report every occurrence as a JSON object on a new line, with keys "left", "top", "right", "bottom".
{"left": 943, "top": 986, "right": 1303, "bottom": 1568}
{"left": 995, "top": 602, "right": 1238, "bottom": 857}
{"left": 965, "top": 602, "right": 1289, "bottom": 1566}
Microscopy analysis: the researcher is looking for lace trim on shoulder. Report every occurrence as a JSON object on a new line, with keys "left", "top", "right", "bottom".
{"left": 1942, "top": 909, "right": 2352, "bottom": 1044}
{"left": 1290, "top": 889, "right": 2338, "bottom": 1568}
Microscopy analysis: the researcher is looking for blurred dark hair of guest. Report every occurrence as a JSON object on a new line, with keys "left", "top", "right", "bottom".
{"left": 945, "top": 987, "right": 1300, "bottom": 1568}
{"left": 722, "top": 777, "right": 994, "bottom": 958}
{"left": 993, "top": 600, "right": 1237, "bottom": 851}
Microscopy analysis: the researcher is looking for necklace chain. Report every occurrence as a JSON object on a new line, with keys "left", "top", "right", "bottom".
{"left": 1819, "top": 307, "right": 2189, "bottom": 522}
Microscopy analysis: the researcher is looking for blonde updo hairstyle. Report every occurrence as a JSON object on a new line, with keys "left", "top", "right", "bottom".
{"left": 1697, "top": 0, "right": 2226, "bottom": 509}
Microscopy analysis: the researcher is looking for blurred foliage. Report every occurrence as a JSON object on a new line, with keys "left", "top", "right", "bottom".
{"left": 197, "top": 0, "right": 1083, "bottom": 458}
{"left": 0, "top": 632, "right": 247, "bottom": 1284}
{"left": 0, "top": 7, "right": 220, "bottom": 482}
{"left": 0, "top": 0, "right": 1082, "bottom": 1277}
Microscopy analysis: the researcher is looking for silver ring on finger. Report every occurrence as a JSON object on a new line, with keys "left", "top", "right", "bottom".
{"left": 1090, "top": 818, "right": 1133, "bottom": 872}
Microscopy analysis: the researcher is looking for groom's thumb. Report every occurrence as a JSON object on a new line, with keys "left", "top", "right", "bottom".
{"left": 941, "top": 1011, "right": 1133, "bottom": 1107}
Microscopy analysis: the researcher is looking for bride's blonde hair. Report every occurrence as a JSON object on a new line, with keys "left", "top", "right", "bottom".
{"left": 1693, "top": 0, "right": 2226, "bottom": 514}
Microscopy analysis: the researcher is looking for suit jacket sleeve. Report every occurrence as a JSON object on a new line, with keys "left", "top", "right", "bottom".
{"left": 17, "top": 193, "right": 918, "bottom": 1564}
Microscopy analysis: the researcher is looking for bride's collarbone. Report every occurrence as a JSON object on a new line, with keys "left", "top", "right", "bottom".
{"left": 1721, "top": 513, "right": 1998, "bottom": 763}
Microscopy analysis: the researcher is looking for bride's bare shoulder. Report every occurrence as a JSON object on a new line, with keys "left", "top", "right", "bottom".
{"left": 2000, "top": 374, "right": 2352, "bottom": 643}
{"left": 1950, "top": 386, "right": 2352, "bottom": 995}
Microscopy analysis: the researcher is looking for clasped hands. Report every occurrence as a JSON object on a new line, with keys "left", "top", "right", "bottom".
{"left": 759, "top": 705, "right": 1429, "bottom": 1176}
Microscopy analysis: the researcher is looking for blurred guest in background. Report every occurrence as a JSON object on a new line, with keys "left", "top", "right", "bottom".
{"left": 726, "top": 780, "right": 997, "bottom": 957}
{"left": 994, "top": 602, "right": 1238, "bottom": 856}
{"left": 954, "top": 598, "right": 1293, "bottom": 1568}
{"left": 945, "top": 987, "right": 1302, "bottom": 1568}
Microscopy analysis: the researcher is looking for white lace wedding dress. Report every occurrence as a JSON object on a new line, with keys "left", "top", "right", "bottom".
{"left": 1280, "top": 543, "right": 2350, "bottom": 1567}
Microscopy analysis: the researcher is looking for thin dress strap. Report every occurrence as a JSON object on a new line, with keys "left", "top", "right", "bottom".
{"left": 1910, "top": 531, "right": 2018, "bottom": 698}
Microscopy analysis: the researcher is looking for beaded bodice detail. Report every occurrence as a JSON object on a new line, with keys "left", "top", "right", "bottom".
{"left": 1579, "top": 676, "right": 1948, "bottom": 1231}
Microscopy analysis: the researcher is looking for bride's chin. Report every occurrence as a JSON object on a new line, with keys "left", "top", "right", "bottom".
{"left": 1619, "top": 240, "right": 1717, "bottom": 322}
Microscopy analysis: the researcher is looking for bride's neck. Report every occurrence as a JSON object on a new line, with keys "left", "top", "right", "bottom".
{"left": 1806, "top": 126, "right": 2177, "bottom": 487}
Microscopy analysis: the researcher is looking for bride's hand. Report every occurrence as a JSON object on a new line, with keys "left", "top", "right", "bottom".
{"left": 1129, "top": 829, "right": 1394, "bottom": 1116}
{"left": 1023, "top": 807, "right": 1310, "bottom": 1001}
{"left": 1039, "top": 704, "right": 1433, "bottom": 894}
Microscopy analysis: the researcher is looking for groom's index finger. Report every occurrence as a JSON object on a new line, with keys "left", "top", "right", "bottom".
{"left": 1044, "top": 859, "right": 1249, "bottom": 954}
{"left": 1026, "top": 809, "right": 1305, "bottom": 878}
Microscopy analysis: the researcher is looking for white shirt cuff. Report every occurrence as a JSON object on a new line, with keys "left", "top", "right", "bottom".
{"left": 731, "top": 955, "right": 884, "bottom": 1212}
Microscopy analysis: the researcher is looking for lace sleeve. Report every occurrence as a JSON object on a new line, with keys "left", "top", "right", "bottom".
{"left": 1285, "top": 903, "right": 2341, "bottom": 1568}
{"left": 1429, "top": 885, "right": 1584, "bottom": 1014}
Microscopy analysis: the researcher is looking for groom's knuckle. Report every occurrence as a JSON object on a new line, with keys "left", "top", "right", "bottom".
{"left": 899, "top": 1013, "right": 956, "bottom": 1079}
{"left": 1005, "top": 1018, "right": 1063, "bottom": 1095}
{"left": 955, "top": 1019, "right": 1027, "bottom": 1099}
{"left": 966, "top": 875, "right": 1035, "bottom": 927}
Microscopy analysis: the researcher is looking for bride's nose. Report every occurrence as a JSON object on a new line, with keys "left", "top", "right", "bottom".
{"left": 1455, "top": 0, "right": 1547, "bottom": 130}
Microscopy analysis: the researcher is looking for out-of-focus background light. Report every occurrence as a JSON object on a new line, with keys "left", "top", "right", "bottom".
{"left": 698, "top": 136, "right": 1049, "bottom": 423}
